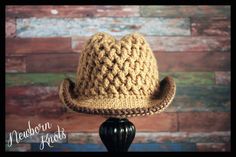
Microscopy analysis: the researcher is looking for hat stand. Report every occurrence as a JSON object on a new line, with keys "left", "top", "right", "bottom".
{"left": 99, "top": 117, "right": 136, "bottom": 152}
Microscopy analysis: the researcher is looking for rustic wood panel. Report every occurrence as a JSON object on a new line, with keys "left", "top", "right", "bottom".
{"left": 130, "top": 113, "right": 178, "bottom": 132}
{"left": 196, "top": 143, "right": 230, "bottom": 152}
{"left": 6, "top": 111, "right": 231, "bottom": 132}
{"left": 6, "top": 86, "right": 65, "bottom": 117}
{"left": 5, "top": 113, "right": 106, "bottom": 132}
{"left": 140, "top": 6, "right": 230, "bottom": 17}
{"left": 16, "top": 17, "right": 190, "bottom": 37}
{"left": 30, "top": 143, "right": 196, "bottom": 152}
{"left": 155, "top": 52, "right": 230, "bottom": 72}
{"left": 215, "top": 71, "right": 231, "bottom": 85}
{"left": 5, "top": 5, "right": 231, "bottom": 150}
{"left": 6, "top": 5, "right": 139, "bottom": 18}
{"left": 5, "top": 144, "right": 31, "bottom": 152}
{"left": 5, "top": 112, "right": 177, "bottom": 132}
{"left": 24, "top": 52, "right": 230, "bottom": 72}
{"left": 72, "top": 36, "right": 230, "bottom": 52}
{"left": 178, "top": 112, "right": 230, "bottom": 132}
{"left": 6, "top": 38, "right": 72, "bottom": 54}
{"left": 6, "top": 56, "right": 26, "bottom": 72}
{"left": 191, "top": 17, "right": 230, "bottom": 36}
{"left": 5, "top": 72, "right": 215, "bottom": 87}
{"left": 146, "top": 36, "right": 230, "bottom": 52}
{"left": 25, "top": 53, "right": 79, "bottom": 72}
{"left": 5, "top": 85, "right": 230, "bottom": 117}
{"left": 67, "top": 132, "right": 230, "bottom": 144}
{"left": 168, "top": 85, "right": 230, "bottom": 112}
{"left": 5, "top": 18, "right": 16, "bottom": 38}
{"left": 6, "top": 73, "right": 75, "bottom": 87}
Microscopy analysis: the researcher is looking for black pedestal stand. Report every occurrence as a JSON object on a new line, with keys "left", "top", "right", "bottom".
{"left": 99, "top": 118, "right": 136, "bottom": 152}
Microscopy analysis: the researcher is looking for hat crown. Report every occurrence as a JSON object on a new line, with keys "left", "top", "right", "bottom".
{"left": 76, "top": 32, "right": 159, "bottom": 99}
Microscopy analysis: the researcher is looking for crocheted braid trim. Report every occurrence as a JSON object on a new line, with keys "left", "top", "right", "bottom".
{"left": 59, "top": 76, "right": 176, "bottom": 118}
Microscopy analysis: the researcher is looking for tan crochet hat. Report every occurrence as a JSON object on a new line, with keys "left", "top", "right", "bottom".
{"left": 59, "top": 32, "right": 176, "bottom": 118}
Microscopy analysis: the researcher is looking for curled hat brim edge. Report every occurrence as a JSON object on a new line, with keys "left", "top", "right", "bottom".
{"left": 58, "top": 76, "right": 176, "bottom": 118}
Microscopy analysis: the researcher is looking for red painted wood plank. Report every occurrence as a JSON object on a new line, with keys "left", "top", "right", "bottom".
{"left": 6, "top": 87, "right": 64, "bottom": 117}
{"left": 5, "top": 113, "right": 106, "bottom": 132}
{"left": 6, "top": 5, "right": 139, "bottom": 18}
{"left": 5, "top": 112, "right": 177, "bottom": 132}
{"left": 26, "top": 53, "right": 79, "bottom": 72}
{"left": 6, "top": 38, "right": 72, "bottom": 54}
{"left": 191, "top": 17, "right": 230, "bottom": 36}
{"left": 130, "top": 113, "right": 178, "bottom": 132}
{"left": 72, "top": 36, "right": 230, "bottom": 52}
{"left": 25, "top": 52, "right": 230, "bottom": 72}
{"left": 72, "top": 36, "right": 88, "bottom": 52}
{"left": 155, "top": 52, "right": 230, "bottom": 72}
{"left": 178, "top": 112, "right": 230, "bottom": 132}
{"left": 6, "top": 56, "right": 26, "bottom": 72}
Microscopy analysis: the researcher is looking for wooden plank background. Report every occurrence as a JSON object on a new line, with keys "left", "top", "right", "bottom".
{"left": 5, "top": 5, "right": 231, "bottom": 152}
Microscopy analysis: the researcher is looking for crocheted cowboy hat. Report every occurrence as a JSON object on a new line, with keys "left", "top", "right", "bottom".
{"left": 59, "top": 32, "right": 176, "bottom": 118}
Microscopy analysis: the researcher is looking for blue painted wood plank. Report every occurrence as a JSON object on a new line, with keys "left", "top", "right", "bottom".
{"left": 16, "top": 17, "right": 190, "bottom": 37}
{"left": 129, "top": 143, "right": 196, "bottom": 152}
{"left": 31, "top": 143, "right": 196, "bottom": 152}
{"left": 31, "top": 143, "right": 106, "bottom": 152}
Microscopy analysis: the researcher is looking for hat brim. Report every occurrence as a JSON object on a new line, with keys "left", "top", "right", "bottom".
{"left": 59, "top": 76, "right": 176, "bottom": 118}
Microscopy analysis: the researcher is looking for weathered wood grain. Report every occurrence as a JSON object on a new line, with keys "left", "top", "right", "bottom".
{"left": 178, "top": 112, "right": 230, "bottom": 132}
{"left": 6, "top": 38, "right": 72, "bottom": 54}
{"left": 6, "top": 73, "right": 75, "bottom": 87}
{"left": 134, "top": 132, "right": 230, "bottom": 144}
{"left": 146, "top": 36, "right": 230, "bottom": 52}
{"left": 191, "top": 17, "right": 230, "bottom": 36}
{"left": 5, "top": 113, "right": 106, "bottom": 132}
{"left": 167, "top": 85, "right": 230, "bottom": 112}
{"left": 5, "top": 72, "right": 215, "bottom": 87}
{"left": 5, "top": 85, "right": 230, "bottom": 117}
{"left": 196, "top": 143, "right": 230, "bottom": 152}
{"left": 161, "top": 72, "right": 215, "bottom": 85}
{"left": 5, "top": 112, "right": 177, "bottom": 132}
{"left": 6, "top": 142, "right": 229, "bottom": 152}
{"left": 30, "top": 143, "right": 106, "bottom": 152}
{"left": 155, "top": 52, "right": 230, "bottom": 72}
{"left": 72, "top": 36, "right": 230, "bottom": 52}
{"left": 130, "top": 113, "right": 178, "bottom": 132}
{"left": 6, "top": 18, "right": 16, "bottom": 37}
{"left": 6, "top": 5, "right": 139, "bottom": 18}
{"left": 215, "top": 71, "right": 231, "bottom": 85}
{"left": 5, "top": 144, "right": 31, "bottom": 152}
{"left": 6, "top": 56, "right": 26, "bottom": 72}
{"left": 140, "top": 6, "right": 230, "bottom": 17}
{"left": 24, "top": 52, "right": 230, "bottom": 72}
{"left": 6, "top": 86, "right": 66, "bottom": 117}
{"left": 30, "top": 143, "right": 196, "bottom": 152}
{"left": 16, "top": 17, "right": 190, "bottom": 37}
{"left": 26, "top": 53, "right": 79, "bottom": 72}
{"left": 67, "top": 131, "right": 230, "bottom": 144}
